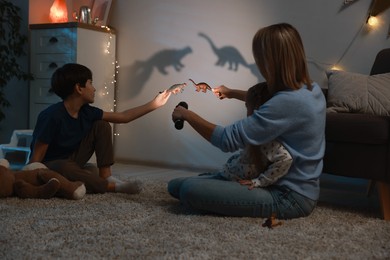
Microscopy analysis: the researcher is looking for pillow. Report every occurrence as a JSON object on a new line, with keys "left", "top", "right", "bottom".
{"left": 326, "top": 70, "right": 390, "bottom": 116}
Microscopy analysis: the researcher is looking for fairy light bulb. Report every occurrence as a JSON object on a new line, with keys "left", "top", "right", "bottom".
{"left": 367, "top": 16, "right": 379, "bottom": 27}
{"left": 330, "top": 65, "right": 342, "bottom": 71}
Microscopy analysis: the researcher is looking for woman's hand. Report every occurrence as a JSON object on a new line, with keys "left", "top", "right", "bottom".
{"left": 172, "top": 104, "right": 216, "bottom": 141}
{"left": 213, "top": 85, "right": 247, "bottom": 101}
{"left": 212, "top": 85, "right": 231, "bottom": 99}
{"left": 239, "top": 179, "right": 255, "bottom": 190}
{"left": 172, "top": 104, "right": 188, "bottom": 123}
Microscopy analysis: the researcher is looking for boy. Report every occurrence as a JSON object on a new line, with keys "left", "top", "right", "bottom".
{"left": 30, "top": 63, "right": 172, "bottom": 194}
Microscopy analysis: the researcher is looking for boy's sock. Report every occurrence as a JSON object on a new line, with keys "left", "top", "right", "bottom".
{"left": 115, "top": 180, "right": 142, "bottom": 194}
{"left": 107, "top": 176, "right": 124, "bottom": 184}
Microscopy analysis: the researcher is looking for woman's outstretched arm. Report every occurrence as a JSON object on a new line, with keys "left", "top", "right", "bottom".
{"left": 172, "top": 106, "right": 216, "bottom": 142}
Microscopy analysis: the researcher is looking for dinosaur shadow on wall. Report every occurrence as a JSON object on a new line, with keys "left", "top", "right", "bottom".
{"left": 126, "top": 33, "right": 262, "bottom": 96}
{"left": 198, "top": 32, "right": 262, "bottom": 81}
{"left": 127, "top": 46, "right": 192, "bottom": 96}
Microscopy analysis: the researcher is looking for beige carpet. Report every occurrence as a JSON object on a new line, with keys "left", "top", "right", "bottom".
{"left": 1, "top": 180, "right": 390, "bottom": 259}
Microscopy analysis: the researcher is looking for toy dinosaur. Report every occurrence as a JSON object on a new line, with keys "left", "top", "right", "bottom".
{"left": 189, "top": 78, "right": 212, "bottom": 93}
{"left": 262, "top": 213, "right": 283, "bottom": 228}
{"left": 167, "top": 82, "right": 187, "bottom": 94}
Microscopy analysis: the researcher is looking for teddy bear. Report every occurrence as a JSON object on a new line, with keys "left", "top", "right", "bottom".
{"left": 0, "top": 158, "right": 86, "bottom": 200}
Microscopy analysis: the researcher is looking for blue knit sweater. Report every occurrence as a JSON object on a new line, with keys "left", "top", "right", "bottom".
{"left": 211, "top": 83, "right": 326, "bottom": 200}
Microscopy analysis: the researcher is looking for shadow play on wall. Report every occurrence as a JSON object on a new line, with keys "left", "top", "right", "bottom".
{"left": 126, "top": 32, "right": 262, "bottom": 96}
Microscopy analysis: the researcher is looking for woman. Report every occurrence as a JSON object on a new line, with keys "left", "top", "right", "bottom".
{"left": 168, "top": 23, "right": 326, "bottom": 219}
{"left": 220, "top": 82, "right": 293, "bottom": 189}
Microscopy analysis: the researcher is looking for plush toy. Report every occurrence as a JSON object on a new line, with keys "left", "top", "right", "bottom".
{"left": 0, "top": 158, "right": 85, "bottom": 200}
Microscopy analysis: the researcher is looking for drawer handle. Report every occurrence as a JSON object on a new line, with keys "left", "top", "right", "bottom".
{"left": 49, "top": 62, "right": 58, "bottom": 69}
{"left": 49, "top": 37, "right": 58, "bottom": 43}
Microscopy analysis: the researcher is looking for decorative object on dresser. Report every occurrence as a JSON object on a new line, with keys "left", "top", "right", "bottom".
{"left": 323, "top": 48, "right": 390, "bottom": 220}
{"left": 49, "top": 0, "right": 68, "bottom": 23}
{"left": 91, "top": 0, "right": 113, "bottom": 26}
{"left": 78, "top": 6, "right": 92, "bottom": 24}
{"left": 28, "top": 22, "right": 116, "bottom": 128}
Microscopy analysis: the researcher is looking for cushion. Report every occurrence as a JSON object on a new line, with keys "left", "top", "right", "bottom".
{"left": 326, "top": 70, "right": 390, "bottom": 116}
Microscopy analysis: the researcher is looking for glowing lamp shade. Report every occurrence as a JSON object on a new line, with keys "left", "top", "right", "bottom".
{"left": 49, "top": 0, "right": 68, "bottom": 23}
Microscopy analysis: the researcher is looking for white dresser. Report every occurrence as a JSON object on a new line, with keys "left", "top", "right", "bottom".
{"left": 29, "top": 22, "right": 116, "bottom": 128}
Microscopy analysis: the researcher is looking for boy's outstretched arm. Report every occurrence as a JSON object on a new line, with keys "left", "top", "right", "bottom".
{"left": 102, "top": 90, "right": 171, "bottom": 124}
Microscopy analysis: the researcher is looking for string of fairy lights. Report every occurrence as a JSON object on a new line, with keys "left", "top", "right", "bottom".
{"left": 101, "top": 25, "right": 120, "bottom": 137}
{"left": 100, "top": 25, "right": 119, "bottom": 111}
{"left": 308, "top": 0, "right": 389, "bottom": 72}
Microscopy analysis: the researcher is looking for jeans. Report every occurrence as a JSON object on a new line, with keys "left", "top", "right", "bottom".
{"left": 168, "top": 174, "right": 316, "bottom": 219}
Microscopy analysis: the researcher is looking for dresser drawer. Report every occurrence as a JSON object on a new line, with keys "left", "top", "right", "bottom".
{"left": 30, "top": 28, "right": 76, "bottom": 54}
{"left": 31, "top": 54, "right": 75, "bottom": 78}
{"left": 30, "top": 80, "right": 61, "bottom": 103}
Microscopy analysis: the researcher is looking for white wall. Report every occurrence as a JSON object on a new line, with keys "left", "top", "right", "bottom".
{"left": 28, "top": 0, "right": 390, "bottom": 170}
{"left": 109, "top": 0, "right": 389, "bottom": 170}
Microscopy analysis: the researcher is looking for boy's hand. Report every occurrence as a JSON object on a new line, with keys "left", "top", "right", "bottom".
{"left": 153, "top": 90, "right": 171, "bottom": 108}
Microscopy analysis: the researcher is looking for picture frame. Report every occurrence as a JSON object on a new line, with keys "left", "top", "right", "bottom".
{"left": 91, "top": 0, "right": 113, "bottom": 26}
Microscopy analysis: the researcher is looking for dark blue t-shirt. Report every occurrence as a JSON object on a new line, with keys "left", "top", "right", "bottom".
{"left": 31, "top": 102, "right": 103, "bottom": 162}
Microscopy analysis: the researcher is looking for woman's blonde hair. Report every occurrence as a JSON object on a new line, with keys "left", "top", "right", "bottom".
{"left": 252, "top": 23, "right": 312, "bottom": 94}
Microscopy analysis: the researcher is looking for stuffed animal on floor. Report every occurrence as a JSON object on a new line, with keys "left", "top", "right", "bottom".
{"left": 0, "top": 158, "right": 85, "bottom": 200}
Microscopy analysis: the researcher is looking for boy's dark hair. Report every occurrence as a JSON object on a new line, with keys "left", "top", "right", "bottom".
{"left": 50, "top": 63, "right": 93, "bottom": 100}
